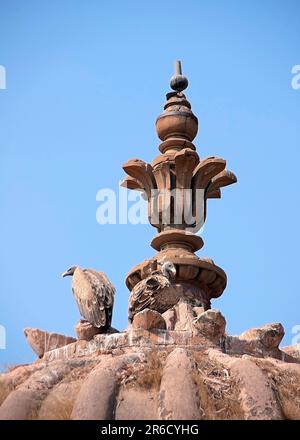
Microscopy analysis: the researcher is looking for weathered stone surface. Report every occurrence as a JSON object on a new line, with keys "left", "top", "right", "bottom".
{"left": 173, "top": 301, "right": 195, "bottom": 332}
{"left": 75, "top": 320, "right": 119, "bottom": 341}
{"left": 162, "top": 309, "right": 176, "bottom": 330}
{"left": 0, "top": 389, "right": 40, "bottom": 420}
{"left": 38, "top": 381, "right": 82, "bottom": 420}
{"left": 0, "top": 362, "right": 46, "bottom": 400}
{"left": 116, "top": 388, "right": 158, "bottom": 420}
{"left": 193, "top": 306, "right": 205, "bottom": 316}
{"left": 162, "top": 303, "right": 205, "bottom": 331}
{"left": 224, "top": 334, "right": 298, "bottom": 363}
{"left": 24, "top": 328, "right": 76, "bottom": 358}
{"left": 249, "top": 357, "right": 300, "bottom": 420}
{"left": 132, "top": 309, "right": 166, "bottom": 331}
{"left": 0, "top": 360, "right": 74, "bottom": 419}
{"left": 75, "top": 320, "right": 101, "bottom": 341}
{"left": 239, "top": 323, "right": 284, "bottom": 349}
{"left": 71, "top": 354, "right": 144, "bottom": 420}
{"left": 193, "top": 309, "right": 226, "bottom": 340}
{"left": 1, "top": 320, "right": 300, "bottom": 420}
{"left": 158, "top": 348, "right": 201, "bottom": 420}
{"left": 281, "top": 344, "right": 300, "bottom": 360}
{"left": 207, "top": 350, "right": 283, "bottom": 420}
{"left": 71, "top": 369, "right": 116, "bottom": 420}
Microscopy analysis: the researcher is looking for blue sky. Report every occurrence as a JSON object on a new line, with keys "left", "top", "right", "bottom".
{"left": 0, "top": 0, "right": 299, "bottom": 365}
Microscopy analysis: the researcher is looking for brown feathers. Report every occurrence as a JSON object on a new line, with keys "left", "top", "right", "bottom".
{"left": 128, "top": 273, "right": 173, "bottom": 321}
{"left": 71, "top": 267, "right": 115, "bottom": 329}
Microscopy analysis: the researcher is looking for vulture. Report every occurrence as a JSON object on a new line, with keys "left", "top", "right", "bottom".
{"left": 128, "top": 261, "right": 177, "bottom": 321}
{"left": 62, "top": 266, "right": 115, "bottom": 330}
{"left": 128, "top": 261, "right": 211, "bottom": 321}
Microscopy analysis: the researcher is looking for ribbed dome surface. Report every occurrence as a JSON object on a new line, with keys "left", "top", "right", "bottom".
{"left": 1, "top": 305, "right": 299, "bottom": 420}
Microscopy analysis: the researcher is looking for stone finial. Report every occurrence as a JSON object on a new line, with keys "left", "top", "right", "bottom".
{"left": 170, "top": 60, "right": 189, "bottom": 92}
{"left": 156, "top": 62, "right": 198, "bottom": 154}
{"left": 122, "top": 63, "right": 237, "bottom": 319}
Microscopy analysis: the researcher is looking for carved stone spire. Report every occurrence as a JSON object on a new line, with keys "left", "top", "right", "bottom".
{"left": 122, "top": 62, "right": 237, "bottom": 318}
{"left": 156, "top": 61, "right": 197, "bottom": 155}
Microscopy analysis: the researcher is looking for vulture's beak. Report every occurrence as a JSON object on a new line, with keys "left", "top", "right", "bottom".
{"left": 171, "top": 266, "right": 177, "bottom": 278}
{"left": 61, "top": 271, "right": 68, "bottom": 278}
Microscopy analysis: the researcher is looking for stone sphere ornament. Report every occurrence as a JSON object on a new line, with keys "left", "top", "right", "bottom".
{"left": 170, "top": 60, "right": 189, "bottom": 92}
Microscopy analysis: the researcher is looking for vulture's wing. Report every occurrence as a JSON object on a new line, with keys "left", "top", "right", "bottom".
{"left": 129, "top": 274, "right": 169, "bottom": 317}
{"left": 72, "top": 268, "right": 115, "bottom": 328}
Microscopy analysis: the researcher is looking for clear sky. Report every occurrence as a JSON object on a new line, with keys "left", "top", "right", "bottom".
{"left": 1, "top": 0, "right": 300, "bottom": 366}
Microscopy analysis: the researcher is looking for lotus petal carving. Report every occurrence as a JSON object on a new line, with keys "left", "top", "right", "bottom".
{"left": 122, "top": 159, "right": 157, "bottom": 199}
